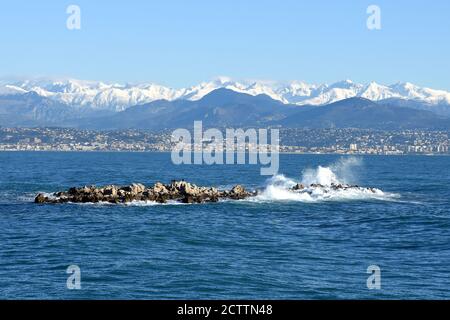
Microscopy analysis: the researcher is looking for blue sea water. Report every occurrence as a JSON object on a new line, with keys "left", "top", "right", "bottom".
{"left": 0, "top": 152, "right": 449, "bottom": 299}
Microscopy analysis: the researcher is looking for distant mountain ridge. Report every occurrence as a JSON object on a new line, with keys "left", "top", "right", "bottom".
{"left": 1, "top": 85, "right": 450, "bottom": 130}
{"left": 1, "top": 77, "right": 450, "bottom": 112}
{"left": 80, "top": 89, "right": 450, "bottom": 131}
{"left": 0, "top": 92, "right": 77, "bottom": 127}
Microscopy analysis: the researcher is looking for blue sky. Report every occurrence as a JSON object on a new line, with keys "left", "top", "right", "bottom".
{"left": 0, "top": 0, "right": 449, "bottom": 89}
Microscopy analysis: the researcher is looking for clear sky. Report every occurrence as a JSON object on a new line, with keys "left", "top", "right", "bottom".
{"left": 0, "top": 0, "right": 449, "bottom": 89}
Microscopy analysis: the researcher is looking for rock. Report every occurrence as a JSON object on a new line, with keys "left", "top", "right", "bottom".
{"left": 34, "top": 180, "right": 256, "bottom": 205}
{"left": 120, "top": 186, "right": 132, "bottom": 193}
{"left": 81, "top": 195, "right": 96, "bottom": 203}
{"left": 58, "top": 196, "right": 69, "bottom": 203}
{"left": 153, "top": 182, "right": 168, "bottom": 194}
{"left": 82, "top": 185, "right": 95, "bottom": 194}
{"left": 142, "top": 190, "right": 157, "bottom": 201}
{"left": 103, "top": 185, "right": 118, "bottom": 196}
{"left": 292, "top": 183, "right": 305, "bottom": 191}
{"left": 182, "top": 195, "right": 194, "bottom": 204}
{"left": 229, "top": 185, "right": 250, "bottom": 199}
{"left": 35, "top": 193, "right": 47, "bottom": 204}
{"left": 179, "top": 181, "right": 197, "bottom": 195}
{"left": 231, "top": 185, "right": 244, "bottom": 194}
{"left": 109, "top": 197, "right": 120, "bottom": 204}
{"left": 124, "top": 193, "right": 135, "bottom": 203}
{"left": 68, "top": 187, "right": 78, "bottom": 195}
{"left": 155, "top": 193, "right": 168, "bottom": 203}
{"left": 131, "top": 183, "right": 146, "bottom": 194}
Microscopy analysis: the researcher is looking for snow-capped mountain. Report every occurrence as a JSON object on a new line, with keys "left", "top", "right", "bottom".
{"left": 1, "top": 77, "right": 449, "bottom": 111}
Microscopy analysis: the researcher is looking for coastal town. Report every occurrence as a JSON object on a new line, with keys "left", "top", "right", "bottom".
{"left": 0, "top": 127, "right": 448, "bottom": 155}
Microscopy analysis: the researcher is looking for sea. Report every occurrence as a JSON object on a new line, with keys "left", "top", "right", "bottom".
{"left": 0, "top": 152, "right": 449, "bottom": 299}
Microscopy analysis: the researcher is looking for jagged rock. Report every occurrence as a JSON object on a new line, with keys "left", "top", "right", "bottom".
{"left": 119, "top": 186, "right": 132, "bottom": 193}
{"left": 231, "top": 185, "right": 244, "bottom": 194}
{"left": 103, "top": 185, "right": 118, "bottom": 196}
{"left": 156, "top": 193, "right": 169, "bottom": 203}
{"left": 179, "top": 181, "right": 198, "bottom": 196}
{"left": 109, "top": 197, "right": 120, "bottom": 204}
{"left": 34, "top": 180, "right": 256, "bottom": 205}
{"left": 142, "top": 190, "right": 157, "bottom": 201}
{"left": 153, "top": 182, "right": 168, "bottom": 194}
{"left": 292, "top": 183, "right": 305, "bottom": 191}
{"left": 229, "top": 185, "right": 250, "bottom": 200}
{"left": 182, "top": 195, "right": 194, "bottom": 204}
{"left": 35, "top": 193, "right": 47, "bottom": 204}
{"left": 82, "top": 186, "right": 95, "bottom": 194}
{"left": 131, "top": 183, "right": 146, "bottom": 194}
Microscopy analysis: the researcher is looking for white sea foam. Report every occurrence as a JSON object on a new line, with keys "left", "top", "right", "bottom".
{"left": 123, "top": 200, "right": 188, "bottom": 206}
{"left": 301, "top": 157, "right": 363, "bottom": 186}
{"left": 250, "top": 157, "right": 399, "bottom": 203}
{"left": 68, "top": 199, "right": 189, "bottom": 207}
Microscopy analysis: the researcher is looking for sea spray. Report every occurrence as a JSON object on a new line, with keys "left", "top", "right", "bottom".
{"left": 250, "top": 157, "right": 398, "bottom": 203}
{"left": 302, "top": 156, "right": 363, "bottom": 186}
{"left": 329, "top": 157, "right": 363, "bottom": 185}
{"left": 301, "top": 166, "right": 339, "bottom": 186}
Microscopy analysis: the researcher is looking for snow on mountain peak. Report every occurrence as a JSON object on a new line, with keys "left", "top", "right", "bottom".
{"left": 0, "top": 77, "right": 449, "bottom": 111}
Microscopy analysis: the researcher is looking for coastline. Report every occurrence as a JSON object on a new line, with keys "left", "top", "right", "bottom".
{"left": 0, "top": 149, "right": 448, "bottom": 156}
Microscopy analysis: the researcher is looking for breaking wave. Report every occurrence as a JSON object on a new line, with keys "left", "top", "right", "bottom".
{"left": 251, "top": 157, "right": 400, "bottom": 203}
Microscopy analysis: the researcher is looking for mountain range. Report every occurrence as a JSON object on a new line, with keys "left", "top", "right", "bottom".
{"left": 1, "top": 78, "right": 450, "bottom": 130}
{"left": 2, "top": 77, "right": 450, "bottom": 112}
{"left": 79, "top": 89, "right": 450, "bottom": 130}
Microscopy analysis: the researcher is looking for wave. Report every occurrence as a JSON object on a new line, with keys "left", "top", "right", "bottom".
{"left": 249, "top": 157, "right": 400, "bottom": 203}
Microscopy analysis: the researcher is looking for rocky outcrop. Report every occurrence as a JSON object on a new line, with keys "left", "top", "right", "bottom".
{"left": 292, "top": 183, "right": 305, "bottom": 191}
{"left": 34, "top": 180, "right": 379, "bottom": 205}
{"left": 289, "top": 182, "right": 378, "bottom": 194}
{"left": 34, "top": 180, "right": 254, "bottom": 204}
